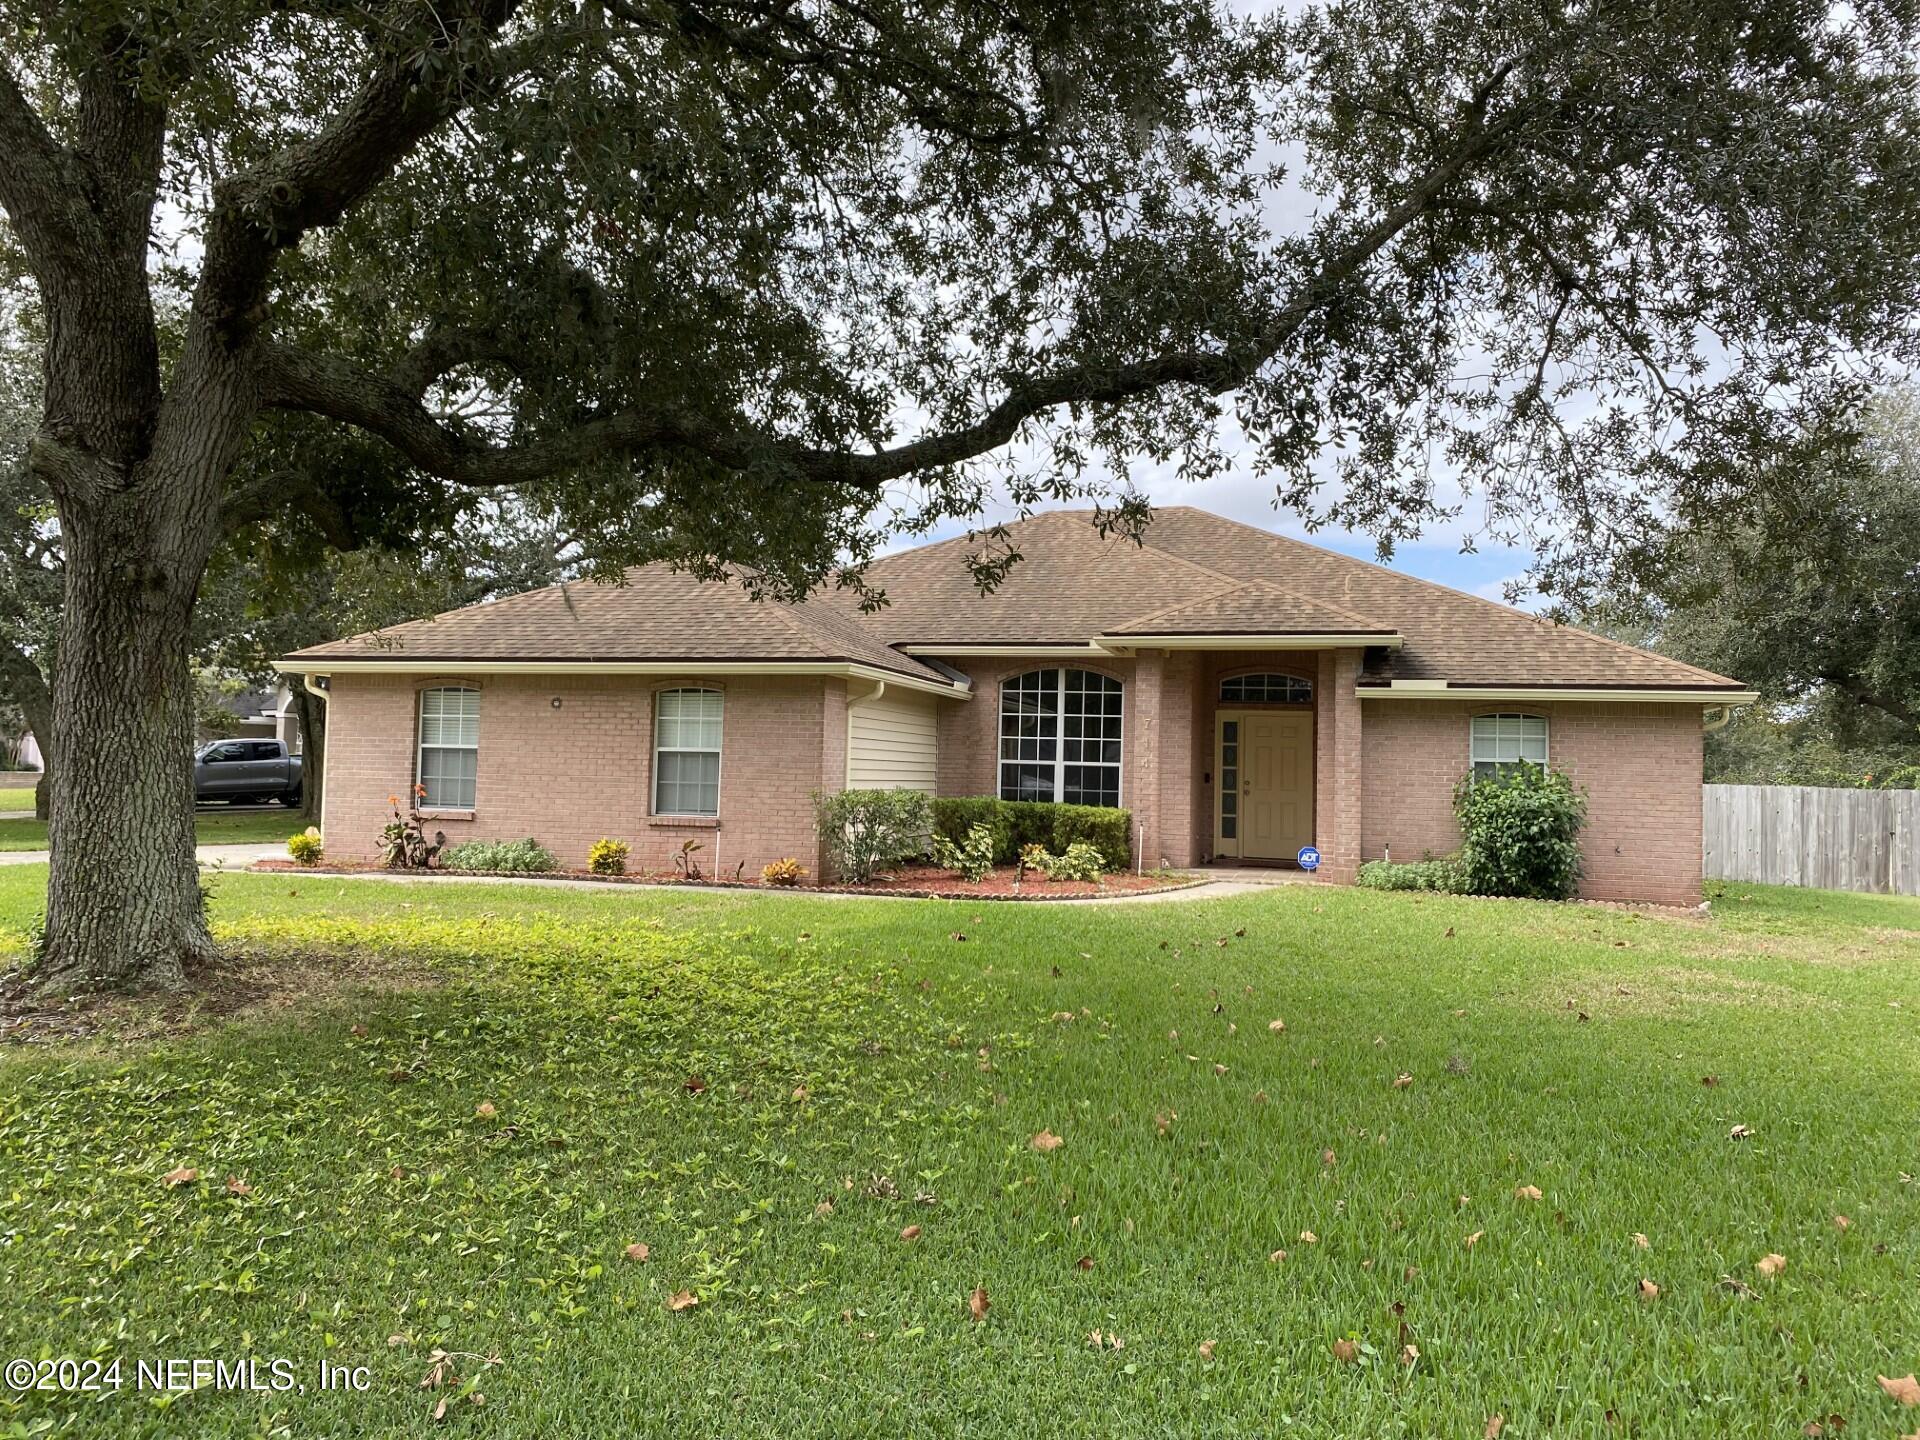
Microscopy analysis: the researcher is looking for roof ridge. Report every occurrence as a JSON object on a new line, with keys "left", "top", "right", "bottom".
{"left": 1151, "top": 508, "right": 1742, "bottom": 687}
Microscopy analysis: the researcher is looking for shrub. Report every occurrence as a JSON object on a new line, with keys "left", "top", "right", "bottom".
{"left": 931, "top": 797, "right": 1132, "bottom": 871}
{"left": 1876, "top": 764, "right": 1920, "bottom": 790}
{"left": 1018, "top": 842, "right": 1051, "bottom": 875}
{"left": 587, "top": 838, "right": 630, "bottom": 875}
{"left": 286, "top": 827, "right": 324, "bottom": 867}
{"left": 761, "top": 857, "right": 806, "bottom": 887}
{"left": 1356, "top": 857, "right": 1466, "bottom": 892}
{"left": 1453, "top": 763, "right": 1587, "bottom": 900}
{"left": 443, "top": 837, "right": 559, "bottom": 873}
{"left": 814, "top": 788, "right": 933, "bottom": 883}
{"left": 929, "top": 822, "right": 996, "bottom": 882}
{"left": 1032, "top": 841, "right": 1107, "bottom": 883}
{"left": 379, "top": 788, "right": 443, "bottom": 869}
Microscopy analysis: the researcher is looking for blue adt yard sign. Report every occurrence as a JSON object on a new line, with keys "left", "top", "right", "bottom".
{"left": 1296, "top": 845, "right": 1321, "bottom": 872}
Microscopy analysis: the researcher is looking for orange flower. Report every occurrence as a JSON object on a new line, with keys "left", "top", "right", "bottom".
{"left": 413, "top": 783, "right": 427, "bottom": 798}
{"left": 387, "top": 794, "right": 399, "bottom": 806}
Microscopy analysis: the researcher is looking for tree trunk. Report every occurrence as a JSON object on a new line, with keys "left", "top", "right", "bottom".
{"left": 293, "top": 681, "right": 325, "bottom": 823}
{"left": 33, "top": 486, "right": 218, "bottom": 993}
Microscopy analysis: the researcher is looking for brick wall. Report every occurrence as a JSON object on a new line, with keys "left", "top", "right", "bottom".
{"left": 1360, "top": 698, "right": 1704, "bottom": 905}
{"left": 321, "top": 672, "right": 832, "bottom": 878}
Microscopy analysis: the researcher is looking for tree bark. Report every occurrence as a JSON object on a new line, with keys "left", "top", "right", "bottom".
{"left": 293, "top": 680, "right": 325, "bottom": 823}
{"left": 33, "top": 476, "right": 222, "bottom": 993}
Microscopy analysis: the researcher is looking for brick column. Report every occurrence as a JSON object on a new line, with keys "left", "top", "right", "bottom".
{"left": 1131, "top": 651, "right": 1164, "bottom": 867}
{"left": 1314, "top": 649, "right": 1364, "bottom": 882}
{"left": 1155, "top": 651, "right": 1198, "bottom": 867}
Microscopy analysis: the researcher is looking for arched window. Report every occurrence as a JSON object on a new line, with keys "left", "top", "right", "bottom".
{"left": 417, "top": 686, "right": 480, "bottom": 809}
{"left": 999, "top": 669, "right": 1123, "bottom": 807}
{"left": 1470, "top": 713, "right": 1548, "bottom": 779}
{"left": 654, "top": 688, "right": 723, "bottom": 815}
{"left": 1219, "top": 673, "right": 1313, "bottom": 705}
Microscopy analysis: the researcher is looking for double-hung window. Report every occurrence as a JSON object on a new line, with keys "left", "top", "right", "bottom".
{"left": 654, "top": 688, "right": 723, "bottom": 815}
{"left": 1469, "top": 713, "right": 1548, "bottom": 780}
{"left": 998, "top": 669, "right": 1123, "bottom": 807}
{"left": 417, "top": 686, "right": 480, "bottom": 808}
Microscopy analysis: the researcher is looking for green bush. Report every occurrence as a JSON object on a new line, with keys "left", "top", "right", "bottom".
{"left": 930, "top": 797, "right": 1131, "bottom": 871}
{"left": 1875, "top": 764, "right": 1920, "bottom": 790}
{"left": 443, "top": 837, "right": 559, "bottom": 873}
{"left": 286, "top": 827, "right": 324, "bottom": 867}
{"left": 1032, "top": 841, "right": 1107, "bottom": 883}
{"left": 929, "top": 823, "right": 996, "bottom": 882}
{"left": 1453, "top": 763, "right": 1587, "bottom": 900}
{"left": 587, "top": 837, "right": 630, "bottom": 875}
{"left": 813, "top": 788, "right": 933, "bottom": 883}
{"left": 1356, "top": 857, "right": 1466, "bottom": 892}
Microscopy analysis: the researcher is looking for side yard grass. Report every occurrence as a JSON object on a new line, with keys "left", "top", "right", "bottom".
{"left": 0, "top": 807, "right": 300, "bottom": 852}
{"left": 0, "top": 868, "right": 1915, "bottom": 1437}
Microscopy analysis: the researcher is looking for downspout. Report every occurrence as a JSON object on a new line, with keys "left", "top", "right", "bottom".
{"left": 1702, "top": 704, "right": 1734, "bottom": 734}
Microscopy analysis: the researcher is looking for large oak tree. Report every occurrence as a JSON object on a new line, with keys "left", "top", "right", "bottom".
{"left": 1, "top": 0, "right": 1917, "bottom": 990}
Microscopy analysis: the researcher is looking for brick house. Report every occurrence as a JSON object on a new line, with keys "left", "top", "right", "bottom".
{"left": 277, "top": 507, "right": 1752, "bottom": 903}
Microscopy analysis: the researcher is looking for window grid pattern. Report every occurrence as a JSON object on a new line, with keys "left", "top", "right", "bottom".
{"left": 654, "top": 688, "right": 723, "bottom": 815}
{"left": 1470, "top": 712, "right": 1549, "bottom": 780}
{"left": 1219, "top": 673, "right": 1313, "bottom": 705}
{"left": 999, "top": 669, "right": 1122, "bottom": 807}
{"left": 418, "top": 687, "right": 479, "bottom": 809}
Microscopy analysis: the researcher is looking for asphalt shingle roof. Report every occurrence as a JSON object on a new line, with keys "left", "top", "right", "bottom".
{"left": 284, "top": 506, "right": 1745, "bottom": 694}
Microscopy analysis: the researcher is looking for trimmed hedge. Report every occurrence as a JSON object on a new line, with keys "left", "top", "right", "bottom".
{"left": 1356, "top": 857, "right": 1467, "bottom": 893}
{"left": 1453, "top": 763, "right": 1587, "bottom": 900}
{"left": 930, "top": 797, "right": 1131, "bottom": 871}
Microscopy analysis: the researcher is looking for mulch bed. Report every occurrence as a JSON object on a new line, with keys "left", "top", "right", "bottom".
{"left": 248, "top": 858, "right": 1202, "bottom": 901}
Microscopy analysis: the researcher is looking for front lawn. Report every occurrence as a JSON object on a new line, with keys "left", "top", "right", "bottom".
{"left": 0, "top": 806, "right": 301, "bottom": 852}
{"left": 0, "top": 870, "right": 1916, "bottom": 1437}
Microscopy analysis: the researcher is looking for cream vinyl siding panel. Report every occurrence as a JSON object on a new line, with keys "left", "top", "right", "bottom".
{"left": 847, "top": 690, "right": 939, "bottom": 790}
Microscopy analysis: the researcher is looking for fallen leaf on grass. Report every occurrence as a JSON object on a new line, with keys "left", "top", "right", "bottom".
{"left": 791, "top": 1086, "right": 809, "bottom": 1102}
{"left": 624, "top": 1243, "right": 650, "bottom": 1263}
{"left": 968, "top": 1287, "right": 989, "bottom": 1322}
{"left": 161, "top": 1166, "right": 197, "bottom": 1187}
{"left": 1074, "top": 1255, "right": 1094, "bottom": 1271}
{"left": 1514, "top": 1184, "right": 1543, "bottom": 1202}
{"left": 1729, "top": 1123, "right": 1753, "bottom": 1140}
{"left": 224, "top": 1176, "right": 252, "bottom": 1196}
{"left": 899, "top": 1225, "right": 922, "bottom": 1241}
{"left": 1879, "top": 1374, "right": 1920, "bottom": 1406}
{"left": 1756, "top": 1253, "right": 1786, "bottom": 1278}
{"left": 1632, "top": 1232, "right": 1650, "bottom": 1249}
{"left": 1392, "top": 1072, "right": 1414, "bottom": 1090}
{"left": 1268, "top": 1018, "right": 1287, "bottom": 1033}
{"left": 1213, "top": 1063, "right": 1229, "bottom": 1076}
{"left": 1485, "top": 1416, "right": 1506, "bottom": 1439}
{"left": 349, "top": 1024, "right": 368, "bottom": 1038}
{"left": 1199, "top": 1339, "right": 1217, "bottom": 1361}
{"left": 1321, "top": 1148, "right": 1337, "bottom": 1167}
{"left": 474, "top": 1100, "right": 497, "bottom": 1119}
{"left": 1834, "top": 1214, "right": 1852, "bottom": 1231}
{"left": 1637, "top": 1278, "right": 1660, "bottom": 1301}
{"left": 1299, "top": 1230, "right": 1318, "bottom": 1244}
{"left": 1464, "top": 1231, "right": 1484, "bottom": 1247}
{"left": 683, "top": 1076, "right": 707, "bottom": 1095}
{"left": 1400, "top": 1343, "right": 1420, "bottom": 1367}
{"left": 665, "top": 1290, "right": 699, "bottom": 1313}
{"left": 1269, "top": 1249, "right": 1288, "bottom": 1263}
{"left": 1030, "top": 1130, "right": 1063, "bottom": 1153}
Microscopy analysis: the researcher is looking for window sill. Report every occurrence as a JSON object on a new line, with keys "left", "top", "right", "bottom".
{"left": 418, "top": 809, "right": 476, "bottom": 822}
{"left": 648, "top": 815, "right": 721, "bottom": 829}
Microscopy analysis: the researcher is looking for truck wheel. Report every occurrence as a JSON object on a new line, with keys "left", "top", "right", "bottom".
{"left": 281, "top": 788, "right": 302, "bottom": 807}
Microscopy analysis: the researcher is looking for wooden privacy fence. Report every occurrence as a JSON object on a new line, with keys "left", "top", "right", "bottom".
{"left": 1703, "top": 784, "right": 1920, "bottom": 895}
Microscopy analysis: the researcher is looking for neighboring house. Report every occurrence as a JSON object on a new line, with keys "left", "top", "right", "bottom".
{"left": 226, "top": 685, "right": 302, "bottom": 753}
{"left": 277, "top": 507, "right": 1753, "bottom": 904}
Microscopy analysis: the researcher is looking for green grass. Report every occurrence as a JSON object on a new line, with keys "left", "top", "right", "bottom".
{"left": 0, "top": 869, "right": 1917, "bottom": 1437}
{"left": 0, "top": 786, "right": 38, "bottom": 811}
{"left": 0, "top": 806, "right": 301, "bottom": 851}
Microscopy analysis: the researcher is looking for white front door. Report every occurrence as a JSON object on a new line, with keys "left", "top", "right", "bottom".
{"left": 1216, "top": 710, "right": 1315, "bottom": 860}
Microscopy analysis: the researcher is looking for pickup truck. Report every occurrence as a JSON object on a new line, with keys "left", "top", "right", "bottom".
{"left": 193, "top": 738, "right": 304, "bottom": 806}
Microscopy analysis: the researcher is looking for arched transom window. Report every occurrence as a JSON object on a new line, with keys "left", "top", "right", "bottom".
{"left": 999, "top": 669, "right": 1123, "bottom": 807}
{"left": 1219, "top": 673, "right": 1313, "bottom": 705}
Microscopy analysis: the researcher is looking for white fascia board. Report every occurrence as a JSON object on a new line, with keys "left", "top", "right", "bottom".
{"left": 271, "top": 658, "right": 969, "bottom": 700}
{"left": 897, "top": 644, "right": 1103, "bottom": 657}
{"left": 1357, "top": 682, "right": 1758, "bottom": 704}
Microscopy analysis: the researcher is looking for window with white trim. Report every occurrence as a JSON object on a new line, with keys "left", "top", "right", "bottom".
{"left": 417, "top": 686, "right": 479, "bottom": 809}
{"left": 654, "top": 688, "right": 723, "bottom": 815}
{"left": 1470, "top": 712, "right": 1548, "bottom": 779}
{"left": 998, "top": 669, "right": 1122, "bottom": 807}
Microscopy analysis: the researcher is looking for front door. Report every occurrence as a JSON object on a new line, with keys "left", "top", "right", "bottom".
{"left": 1216, "top": 710, "right": 1314, "bottom": 861}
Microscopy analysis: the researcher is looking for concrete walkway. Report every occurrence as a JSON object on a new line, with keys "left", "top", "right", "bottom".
{"left": 0, "top": 841, "right": 287, "bottom": 868}
{"left": 217, "top": 864, "right": 1313, "bottom": 905}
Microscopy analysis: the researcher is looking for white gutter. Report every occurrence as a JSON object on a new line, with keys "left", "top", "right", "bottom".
{"left": 1094, "top": 632, "right": 1403, "bottom": 653}
{"left": 270, "top": 658, "right": 969, "bottom": 700}
{"left": 1358, "top": 682, "right": 1759, "bottom": 705}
